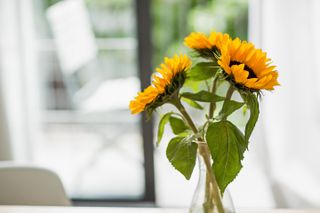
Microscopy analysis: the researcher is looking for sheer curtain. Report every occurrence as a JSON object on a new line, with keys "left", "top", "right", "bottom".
{"left": 249, "top": 0, "right": 320, "bottom": 207}
{"left": 0, "top": 0, "right": 39, "bottom": 161}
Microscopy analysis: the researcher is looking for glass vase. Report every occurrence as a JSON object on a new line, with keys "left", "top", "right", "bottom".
{"left": 190, "top": 144, "right": 235, "bottom": 213}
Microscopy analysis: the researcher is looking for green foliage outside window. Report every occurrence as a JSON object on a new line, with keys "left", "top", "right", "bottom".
{"left": 152, "top": 0, "right": 248, "bottom": 67}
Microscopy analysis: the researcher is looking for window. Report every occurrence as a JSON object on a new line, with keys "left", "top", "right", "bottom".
{"left": 32, "top": 0, "right": 152, "bottom": 202}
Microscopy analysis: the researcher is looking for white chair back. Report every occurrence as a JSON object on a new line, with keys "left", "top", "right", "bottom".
{"left": 0, "top": 162, "right": 71, "bottom": 206}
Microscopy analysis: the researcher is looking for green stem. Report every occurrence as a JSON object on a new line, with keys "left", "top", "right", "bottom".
{"left": 209, "top": 77, "right": 219, "bottom": 119}
{"left": 221, "top": 85, "right": 235, "bottom": 120}
{"left": 171, "top": 98, "right": 225, "bottom": 213}
{"left": 198, "top": 143, "right": 225, "bottom": 213}
{"left": 225, "top": 85, "right": 235, "bottom": 102}
{"left": 204, "top": 173, "right": 214, "bottom": 211}
{"left": 171, "top": 98, "right": 198, "bottom": 134}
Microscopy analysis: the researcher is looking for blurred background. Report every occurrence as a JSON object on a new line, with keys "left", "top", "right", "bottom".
{"left": 0, "top": 0, "right": 319, "bottom": 209}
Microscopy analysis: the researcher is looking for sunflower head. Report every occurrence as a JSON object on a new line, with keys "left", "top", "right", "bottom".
{"left": 184, "top": 31, "right": 231, "bottom": 59}
{"left": 129, "top": 54, "right": 192, "bottom": 115}
{"left": 218, "top": 38, "right": 279, "bottom": 92}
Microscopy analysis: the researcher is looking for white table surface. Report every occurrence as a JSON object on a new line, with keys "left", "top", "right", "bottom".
{"left": 0, "top": 206, "right": 319, "bottom": 213}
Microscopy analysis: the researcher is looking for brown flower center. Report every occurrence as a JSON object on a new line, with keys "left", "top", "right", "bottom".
{"left": 230, "top": 61, "right": 257, "bottom": 79}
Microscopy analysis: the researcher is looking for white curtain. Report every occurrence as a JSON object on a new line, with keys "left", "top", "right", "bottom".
{"left": 248, "top": 0, "right": 320, "bottom": 207}
{"left": 0, "top": 0, "right": 39, "bottom": 161}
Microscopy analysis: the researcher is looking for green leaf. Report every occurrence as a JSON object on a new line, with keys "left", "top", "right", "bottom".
{"left": 181, "top": 97, "right": 204, "bottom": 110}
{"left": 184, "top": 78, "right": 201, "bottom": 92}
{"left": 187, "top": 62, "right": 219, "bottom": 81}
{"left": 220, "top": 100, "right": 245, "bottom": 118}
{"left": 230, "top": 122, "right": 248, "bottom": 159}
{"left": 242, "top": 104, "right": 248, "bottom": 116}
{"left": 244, "top": 93, "right": 259, "bottom": 141}
{"left": 166, "top": 137, "right": 198, "bottom": 180}
{"left": 206, "top": 120, "right": 247, "bottom": 194}
{"left": 157, "top": 112, "right": 173, "bottom": 146}
{"left": 181, "top": 91, "right": 224, "bottom": 102}
{"left": 177, "top": 130, "right": 192, "bottom": 137}
{"left": 169, "top": 116, "right": 189, "bottom": 135}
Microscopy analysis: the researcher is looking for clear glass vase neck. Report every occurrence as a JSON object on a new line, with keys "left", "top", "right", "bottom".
{"left": 190, "top": 152, "right": 236, "bottom": 213}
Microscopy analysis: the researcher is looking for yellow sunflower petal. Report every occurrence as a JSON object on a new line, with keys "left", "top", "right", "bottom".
{"left": 208, "top": 32, "right": 231, "bottom": 51}
{"left": 129, "top": 54, "right": 191, "bottom": 114}
{"left": 218, "top": 37, "right": 279, "bottom": 91}
{"left": 184, "top": 32, "right": 212, "bottom": 49}
{"left": 244, "top": 78, "right": 258, "bottom": 88}
{"left": 251, "top": 75, "right": 272, "bottom": 89}
{"left": 185, "top": 31, "right": 231, "bottom": 53}
{"left": 230, "top": 64, "right": 249, "bottom": 84}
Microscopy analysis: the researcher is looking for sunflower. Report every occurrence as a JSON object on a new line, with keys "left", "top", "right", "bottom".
{"left": 218, "top": 38, "right": 279, "bottom": 91}
{"left": 129, "top": 54, "right": 192, "bottom": 114}
{"left": 184, "top": 31, "right": 231, "bottom": 58}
